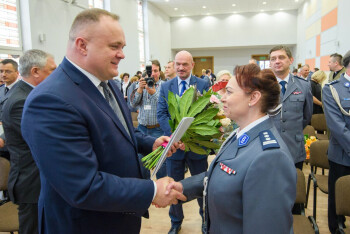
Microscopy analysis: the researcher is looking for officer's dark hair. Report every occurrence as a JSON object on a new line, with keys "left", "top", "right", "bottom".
{"left": 330, "top": 53, "right": 343, "bottom": 66}
{"left": 342, "top": 51, "right": 350, "bottom": 68}
{"left": 205, "top": 69, "right": 211, "bottom": 75}
{"left": 151, "top": 60, "right": 161, "bottom": 71}
{"left": 234, "top": 64, "right": 280, "bottom": 114}
{"left": 0, "top": 59, "right": 18, "bottom": 71}
{"left": 269, "top": 45, "right": 293, "bottom": 59}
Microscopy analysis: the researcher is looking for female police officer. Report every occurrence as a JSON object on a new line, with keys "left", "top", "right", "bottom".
{"left": 166, "top": 64, "right": 296, "bottom": 233}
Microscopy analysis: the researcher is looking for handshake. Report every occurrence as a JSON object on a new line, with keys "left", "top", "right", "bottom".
{"left": 152, "top": 177, "right": 187, "bottom": 208}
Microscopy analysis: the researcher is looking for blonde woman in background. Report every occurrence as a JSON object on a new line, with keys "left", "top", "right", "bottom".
{"left": 311, "top": 70, "right": 327, "bottom": 114}
{"left": 215, "top": 70, "right": 233, "bottom": 96}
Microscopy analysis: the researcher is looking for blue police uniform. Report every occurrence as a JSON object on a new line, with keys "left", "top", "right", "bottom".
{"left": 322, "top": 74, "right": 350, "bottom": 233}
{"left": 270, "top": 74, "right": 313, "bottom": 168}
{"left": 181, "top": 116, "right": 296, "bottom": 233}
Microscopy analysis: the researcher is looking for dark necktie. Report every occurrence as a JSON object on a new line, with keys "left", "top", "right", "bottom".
{"left": 100, "top": 82, "right": 130, "bottom": 137}
{"left": 279, "top": 81, "right": 287, "bottom": 95}
{"left": 4, "top": 87, "right": 9, "bottom": 94}
{"left": 180, "top": 80, "right": 187, "bottom": 96}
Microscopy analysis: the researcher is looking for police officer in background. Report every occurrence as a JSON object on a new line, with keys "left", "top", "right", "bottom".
{"left": 322, "top": 50, "right": 350, "bottom": 234}
{"left": 269, "top": 45, "right": 313, "bottom": 170}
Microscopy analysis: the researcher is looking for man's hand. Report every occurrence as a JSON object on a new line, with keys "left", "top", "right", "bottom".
{"left": 165, "top": 181, "right": 184, "bottom": 195}
{"left": 137, "top": 78, "right": 147, "bottom": 93}
{"left": 153, "top": 136, "right": 184, "bottom": 157}
{"left": 145, "top": 84, "right": 156, "bottom": 95}
{"left": 0, "top": 138, "right": 5, "bottom": 148}
{"left": 153, "top": 177, "right": 187, "bottom": 208}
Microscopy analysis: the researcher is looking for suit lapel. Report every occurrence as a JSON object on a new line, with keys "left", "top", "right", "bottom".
{"left": 61, "top": 58, "right": 134, "bottom": 146}
{"left": 170, "top": 77, "right": 179, "bottom": 97}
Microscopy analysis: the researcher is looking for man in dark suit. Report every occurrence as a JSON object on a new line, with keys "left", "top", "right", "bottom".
{"left": 0, "top": 59, "right": 19, "bottom": 161}
{"left": 157, "top": 50, "right": 209, "bottom": 234}
{"left": 20, "top": 9, "right": 185, "bottom": 234}
{"left": 2, "top": 49, "right": 57, "bottom": 234}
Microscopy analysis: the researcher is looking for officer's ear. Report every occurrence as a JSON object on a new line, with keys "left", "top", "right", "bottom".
{"left": 249, "top": 90, "right": 261, "bottom": 107}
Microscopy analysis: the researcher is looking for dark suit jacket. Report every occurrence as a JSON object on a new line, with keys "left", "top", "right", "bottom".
{"left": 157, "top": 75, "right": 209, "bottom": 160}
{"left": 21, "top": 57, "right": 156, "bottom": 234}
{"left": 2, "top": 80, "right": 40, "bottom": 204}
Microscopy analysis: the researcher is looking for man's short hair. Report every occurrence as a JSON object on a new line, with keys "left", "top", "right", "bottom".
{"left": 292, "top": 68, "right": 298, "bottom": 73}
{"left": 19, "top": 49, "right": 52, "bottom": 77}
{"left": 343, "top": 51, "right": 350, "bottom": 68}
{"left": 269, "top": 45, "right": 293, "bottom": 59}
{"left": 151, "top": 60, "right": 161, "bottom": 71}
{"left": 0, "top": 59, "right": 18, "bottom": 71}
{"left": 69, "top": 8, "right": 119, "bottom": 41}
{"left": 205, "top": 69, "right": 211, "bottom": 75}
{"left": 330, "top": 53, "right": 343, "bottom": 66}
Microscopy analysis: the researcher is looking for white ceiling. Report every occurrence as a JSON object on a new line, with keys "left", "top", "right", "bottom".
{"left": 148, "top": 0, "right": 304, "bottom": 17}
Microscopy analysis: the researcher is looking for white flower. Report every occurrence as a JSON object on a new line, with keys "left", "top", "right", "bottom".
{"left": 217, "top": 109, "right": 225, "bottom": 116}
{"left": 220, "top": 118, "right": 231, "bottom": 127}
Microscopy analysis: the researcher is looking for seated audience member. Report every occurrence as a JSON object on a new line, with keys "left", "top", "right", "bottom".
{"left": 310, "top": 70, "right": 326, "bottom": 114}
{"left": 167, "top": 64, "right": 296, "bottom": 234}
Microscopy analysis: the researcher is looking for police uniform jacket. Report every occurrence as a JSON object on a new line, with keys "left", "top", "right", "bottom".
{"left": 271, "top": 74, "right": 313, "bottom": 164}
{"left": 323, "top": 74, "right": 350, "bottom": 166}
{"left": 181, "top": 117, "right": 296, "bottom": 233}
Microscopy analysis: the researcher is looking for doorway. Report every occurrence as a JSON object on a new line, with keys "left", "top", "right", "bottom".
{"left": 193, "top": 56, "right": 214, "bottom": 77}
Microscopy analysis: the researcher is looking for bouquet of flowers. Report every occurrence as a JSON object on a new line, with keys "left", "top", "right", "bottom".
{"left": 304, "top": 134, "right": 317, "bottom": 160}
{"left": 142, "top": 87, "right": 224, "bottom": 170}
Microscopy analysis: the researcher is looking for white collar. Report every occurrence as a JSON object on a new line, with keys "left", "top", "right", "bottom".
{"left": 236, "top": 115, "right": 269, "bottom": 139}
{"left": 177, "top": 74, "right": 191, "bottom": 86}
{"left": 6, "top": 78, "right": 19, "bottom": 89}
{"left": 276, "top": 73, "right": 290, "bottom": 83}
{"left": 344, "top": 73, "right": 350, "bottom": 81}
{"left": 66, "top": 57, "right": 103, "bottom": 88}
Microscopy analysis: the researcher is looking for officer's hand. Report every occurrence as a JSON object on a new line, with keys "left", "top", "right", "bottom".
{"left": 165, "top": 181, "right": 184, "bottom": 195}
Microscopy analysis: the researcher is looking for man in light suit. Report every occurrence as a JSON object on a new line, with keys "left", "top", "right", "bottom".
{"left": 323, "top": 50, "right": 350, "bottom": 234}
{"left": 0, "top": 59, "right": 19, "bottom": 161}
{"left": 3, "top": 49, "right": 56, "bottom": 234}
{"left": 21, "top": 9, "right": 185, "bottom": 234}
{"left": 157, "top": 50, "right": 209, "bottom": 234}
{"left": 269, "top": 45, "right": 313, "bottom": 170}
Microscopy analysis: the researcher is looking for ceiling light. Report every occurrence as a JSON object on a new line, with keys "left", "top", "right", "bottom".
{"left": 295, "top": 0, "right": 299, "bottom": 2}
{"left": 261, "top": 9, "right": 264, "bottom": 12}
{"left": 280, "top": 8, "right": 283, "bottom": 10}
{"left": 233, "top": 11, "right": 237, "bottom": 14}
{"left": 207, "top": 13, "right": 210, "bottom": 15}
{"left": 181, "top": 15, "right": 185, "bottom": 17}
{"left": 232, "top": 4, "right": 236, "bottom": 7}
{"left": 262, "top": 1, "right": 267, "bottom": 4}
{"left": 174, "top": 7, "right": 178, "bottom": 10}
{"left": 202, "top": 6, "right": 206, "bottom": 9}
{"left": 165, "top": 0, "right": 169, "bottom": 2}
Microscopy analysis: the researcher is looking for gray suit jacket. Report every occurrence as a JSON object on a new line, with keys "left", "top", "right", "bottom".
{"left": 271, "top": 74, "right": 313, "bottom": 164}
{"left": 182, "top": 118, "right": 296, "bottom": 233}
{"left": 2, "top": 80, "right": 40, "bottom": 204}
{"left": 323, "top": 75, "right": 350, "bottom": 166}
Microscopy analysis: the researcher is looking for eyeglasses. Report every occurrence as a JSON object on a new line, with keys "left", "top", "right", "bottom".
{"left": 0, "top": 70, "right": 15, "bottom": 75}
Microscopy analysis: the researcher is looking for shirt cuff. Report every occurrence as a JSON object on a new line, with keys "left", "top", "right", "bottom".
{"left": 152, "top": 180, "right": 157, "bottom": 201}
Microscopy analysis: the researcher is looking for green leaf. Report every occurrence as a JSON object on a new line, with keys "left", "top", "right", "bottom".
{"left": 186, "top": 142, "right": 208, "bottom": 155}
{"left": 192, "top": 139, "right": 221, "bottom": 149}
{"left": 168, "top": 119, "right": 175, "bottom": 132}
{"left": 179, "top": 87, "right": 194, "bottom": 118}
{"left": 167, "top": 91, "right": 177, "bottom": 120}
{"left": 206, "top": 120, "right": 216, "bottom": 126}
{"left": 189, "top": 124, "right": 220, "bottom": 136}
{"left": 187, "top": 96, "right": 210, "bottom": 117}
{"left": 192, "top": 108, "right": 219, "bottom": 125}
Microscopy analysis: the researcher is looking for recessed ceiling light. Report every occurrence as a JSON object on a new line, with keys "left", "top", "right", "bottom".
{"left": 233, "top": 11, "right": 237, "bottom": 14}
{"left": 262, "top": 1, "right": 267, "bottom": 4}
{"left": 181, "top": 15, "right": 185, "bottom": 17}
{"left": 174, "top": 8, "right": 178, "bottom": 10}
{"left": 295, "top": 0, "right": 299, "bottom": 2}
{"left": 261, "top": 9, "right": 264, "bottom": 12}
{"left": 280, "top": 8, "right": 283, "bottom": 10}
{"left": 232, "top": 4, "right": 236, "bottom": 7}
{"left": 207, "top": 13, "right": 210, "bottom": 15}
{"left": 202, "top": 6, "right": 206, "bottom": 9}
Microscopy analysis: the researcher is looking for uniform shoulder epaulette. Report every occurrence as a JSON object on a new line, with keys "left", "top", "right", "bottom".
{"left": 325, "top": 80, "right": 339, "bottom": 86}
{"left": 259, "top": 130, "right": 280, "bottom": 150}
